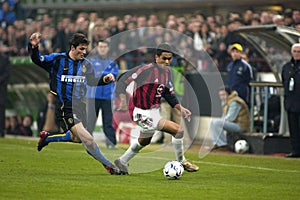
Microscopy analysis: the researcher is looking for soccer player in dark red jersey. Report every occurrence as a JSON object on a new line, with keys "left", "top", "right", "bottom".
{"left": 114, "top": 43, "right": 199, "bottom": 174}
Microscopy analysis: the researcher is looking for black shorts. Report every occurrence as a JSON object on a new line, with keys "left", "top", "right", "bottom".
{"left": 55, "top": 100, "right": 87, "bottom": 131}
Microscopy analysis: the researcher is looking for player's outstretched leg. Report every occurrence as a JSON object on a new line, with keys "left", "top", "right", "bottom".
{"left": 37, "top": 130, "right": 73, "bottom": 151}
{"left": 85, "top": 149, "right": 120, "bottom": 175}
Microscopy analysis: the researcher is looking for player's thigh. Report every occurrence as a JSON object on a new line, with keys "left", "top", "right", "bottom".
{"left": 158, "top": 119, "right": 182, "bottom": 137}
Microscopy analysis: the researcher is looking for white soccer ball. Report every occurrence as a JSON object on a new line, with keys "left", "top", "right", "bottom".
{"left": 163, "top": 161, "right": 184, "bottom": 180}
{"left": 234, "top": 139, "right": 250, "bottom": 154}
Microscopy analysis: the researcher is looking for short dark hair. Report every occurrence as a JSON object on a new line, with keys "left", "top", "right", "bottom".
{"left": 98, "top": 39, "right": 109, "bottom": 45}
{"left": 69, "top": 33, "right": 90, "bottom": 49}
{"left": 24, "top": 114, "right": 33, "bottom": 125}
{"left": 219, "top": 86, "right": 232, "bottom": 95}
{"left": 156, "top": 43, "right": 173, "bottom": 56}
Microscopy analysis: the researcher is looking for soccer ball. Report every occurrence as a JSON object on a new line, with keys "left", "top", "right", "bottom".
{"left": 234, "top": 139, "right": 250, "bottom": 154}
{"left": 163, "top": 161, "right": 184, "bottom": 180}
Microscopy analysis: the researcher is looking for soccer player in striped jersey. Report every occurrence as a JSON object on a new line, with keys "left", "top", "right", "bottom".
{"left": 28, "top": 32, "right": 120, "bottom": 175}
{"left": 114, "top": 43, "right": 199, "bottom": 174}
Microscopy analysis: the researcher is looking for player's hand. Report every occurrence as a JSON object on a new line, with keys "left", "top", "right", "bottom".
{"left": 103, "top": 73, "right": 115, "bottom": 83}
{"left": 29, "top": 32, "right": 42, "bottom": 47}
{"left": 181, "top": 106, "right": 191, "bottom": 122}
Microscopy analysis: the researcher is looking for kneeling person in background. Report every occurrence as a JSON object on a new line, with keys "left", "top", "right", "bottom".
{"left": 210, "top": 86, "right": 250, "bottom": 151}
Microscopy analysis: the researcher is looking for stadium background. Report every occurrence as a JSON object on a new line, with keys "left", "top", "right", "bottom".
{"left": 5, "top": 0, "right": 300, "bottom": 137}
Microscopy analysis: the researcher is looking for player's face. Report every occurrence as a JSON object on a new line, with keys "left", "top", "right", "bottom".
{"left": 156, "top": 52, "right": 173, "bottom": 68}
{"left": 97, "top": 42, "right": 109, "bottom": 57}
{"left": 71, "top": 44, "right": 88, "bottom": 60}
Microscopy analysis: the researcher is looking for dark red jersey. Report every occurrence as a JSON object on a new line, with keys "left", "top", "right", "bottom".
{"left": 117, "top": 63, "right": 179, "bottom": 109}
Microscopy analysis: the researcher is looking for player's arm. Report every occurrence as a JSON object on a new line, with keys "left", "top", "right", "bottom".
{"left": 28, "top": 32, "right": 53, "bottom": 71}
{"left": 84, "top": 59, "right": 115, "bottom": 85}
{"left": 165, "top": 91, "right": 191, "bottom": 122}
{"left": 86, "top": 73, "right": 115, "bottom": 86}
{"left": 174, "top": 104, "right": 191, "bottom": 122}
{"left": 163, "top": 82, "right": 191, "bottom": 122}
{"left": 102, "top": 62, "right": 119, "bottom": 78}
{"left": 28, "top": 32, "right": 42, "bottom": 65}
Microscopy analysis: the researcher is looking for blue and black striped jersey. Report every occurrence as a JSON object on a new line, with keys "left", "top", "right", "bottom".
{"left": 28, "top": 44, "right": 106, "bottom": 103}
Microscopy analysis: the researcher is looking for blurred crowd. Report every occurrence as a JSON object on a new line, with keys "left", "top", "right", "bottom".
{"left": 5, "top": 114, "right": 34, "bottom": 137}
{"left": 0, "top": 0, "right": 300, "bottom": 72}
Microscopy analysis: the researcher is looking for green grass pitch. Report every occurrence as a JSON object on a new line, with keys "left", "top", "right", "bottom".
{"left": 0, "top": 138, "right": 300, "bottom": 200}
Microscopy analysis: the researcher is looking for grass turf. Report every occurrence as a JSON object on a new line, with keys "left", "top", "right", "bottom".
{"left": 0, "top": 137, "right": 300, "bottom": 200}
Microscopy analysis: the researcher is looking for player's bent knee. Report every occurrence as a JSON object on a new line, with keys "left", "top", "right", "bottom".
{"left": 174, "top": 130, "right": 184, "bottom": 139}
{"left": 138, "top": 137, "right": 151, "bottom": 146}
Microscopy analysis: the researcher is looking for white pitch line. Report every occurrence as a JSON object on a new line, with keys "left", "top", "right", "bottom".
{"left": 195, "top": 160, "right": 300, "bottom": 173}
{"left": 6, "top": 139, "right": 298, "bottom": 174}
{"left": 139, "top": 154, "right": 299, "bottom": 173}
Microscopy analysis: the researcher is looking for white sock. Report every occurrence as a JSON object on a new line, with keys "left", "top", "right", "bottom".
{"left": 172, "top": 137, "right": 186, "bottom": 162}
{"left": 120, "top": 140, "right": 143, "bottom": 163}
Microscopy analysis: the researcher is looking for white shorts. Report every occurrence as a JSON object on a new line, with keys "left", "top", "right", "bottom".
{"left": 133, "top": 107, "right": 162, "bottom": 134}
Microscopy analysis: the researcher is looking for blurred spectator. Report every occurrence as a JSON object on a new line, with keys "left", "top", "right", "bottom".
{"left": 243, "top": 9, "right": 253, "bottom": 25}
{"left": 0, "top": 51, "right": 10, "bottom": 137}
{"left": 292, "top": 9, "right": 300, "bottom": 26}
{"left": 75, "top": 13, "right": 89, "bottom": 35}
{"left": 1, "top": 7, "right": 300, "bottom": 72}
{"left": 250, "top": 17, "right": 261, "bottom": 26}
{"left": 223, "top": 18, "right": 244, "bottom": 48}
{"left": 87, "top": 12, "right": 99, "bottom": 50}
{"left": 260, "top": 11, "right": 273, "bottom": 25}
{"left": 7, "top": 116, "right": 21, "bottom": 135}
{"left": 283, "top": 9, "right": 294, "bottom": 26}
{"left": 0, "top": 1, "right": 16, "bottom": 29}
{"left": 294, "top": 22, "right": 300, "bottom": 31}
{"left": 20, "top": 114, "right": 34, "bottom": 136}
{"left": 6, "top": 24, "right": 18, "bottom": 55}
{"left": 107, "top": 15, "right": 118, "bottom": 36}
{"left": 272, "top": 14, "right": 284, "bottom": 26}
{"left": 40, "top": 25, "right": 56, "bottom": 54}
{"left": 12, "top": 0, "right": 25, "bottom": 20}
{"left": 215, "top": 42, "right": 231, "bottom": 72}
{"left": 54, "top": 17, "right": 73, "bottom": 52}
{"left": 147, "top": 14, "right": 159, "bottom": 26}
{"left": 119, "top": 20, "right": 138, "bottom": 69}
{"left": 14, "top": 20, "right": 28, "bottom": 55}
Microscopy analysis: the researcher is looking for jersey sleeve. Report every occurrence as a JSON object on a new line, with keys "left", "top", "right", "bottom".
{"left": 28, "top": 43, "right": 57, "bottom": 72}
{"left": 163, "top": 78, "right": 179, "bottom": 108}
